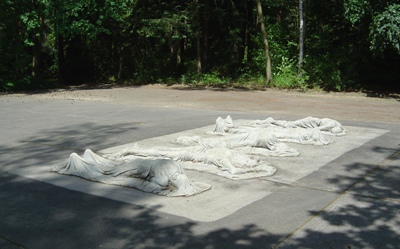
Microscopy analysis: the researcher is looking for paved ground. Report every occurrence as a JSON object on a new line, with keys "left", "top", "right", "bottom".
{"left": 1, "top": 84, "right": 399, "bottom": 248}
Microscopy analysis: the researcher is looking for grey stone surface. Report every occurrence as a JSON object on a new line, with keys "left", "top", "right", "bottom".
{"left": 1, "top": 88, "right": 399, "bottom": 249}
{"left": 0, "top": 238, "right": 23, "bottom": 249}
{"left": 276, "top": 194, "right": 400, "bottom": 249}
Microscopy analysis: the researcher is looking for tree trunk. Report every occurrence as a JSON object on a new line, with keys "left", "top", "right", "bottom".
{"left": 298, "top": 0, "right": 304, "bottom": 74}
{"left": 202, "top": 0, "right": 210, "bottom": 72}
{"left": 196, "top": 33, "right": 202, "bottom": 73}
{"left": 177, "top": 44, "right": 182, "bottom": 66}
{"left": 196, "top": 0, "right": 202, "bottom": 73}
{"left": 237, "top": 1, "right": 249, "bottom": 69}
{"left": 256, "top": 0, "right": 272, "bottom": 83}
{"left": 117, "top": 47, "right": 124, "bottom": 80}
{"left": 31, "top": 0, "right": 43, "bottom": 78}
{"left": 54, "top": 0, "right": 65, "bottom": 82}
{"left": 32, "top": 35, "right": 41, "bottom": 78}
{"left": 246, "top": 0, "right": 255, "bottom": 64}
{"left": 57, "top": 35, "right": 65, "bottom": 81}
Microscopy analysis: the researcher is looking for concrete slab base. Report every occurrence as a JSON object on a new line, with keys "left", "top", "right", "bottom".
{"left": 10, "top": 121, "right": 388, "bottom": 222}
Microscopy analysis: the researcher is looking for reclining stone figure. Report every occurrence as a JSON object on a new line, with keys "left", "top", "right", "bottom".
{"left": 52, "top": 149, "right": 211, "bottom": 196}
{"left": 110, "top": 143, "right": 276, "bottom": 176}
{"left": 268, "top": 116, "right": 346, "bottom": 136}
{"left": 174, "top": 132, "right": 298, "bottom": 157}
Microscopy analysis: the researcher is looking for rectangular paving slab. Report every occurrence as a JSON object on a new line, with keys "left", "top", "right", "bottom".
{"left": 10, "top": 120, "right": 388, "bottom": 222}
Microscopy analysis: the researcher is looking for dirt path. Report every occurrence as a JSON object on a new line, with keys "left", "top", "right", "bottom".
{"left": 7, "top": 84, "right": 400, "bottom": 124}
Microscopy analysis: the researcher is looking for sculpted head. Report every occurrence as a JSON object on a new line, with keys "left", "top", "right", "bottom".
{"left": 331, "top": 126, "right": 344, "bottom": 134}
{"left": 230, "top": 152, "right": 258, "bottom": 167}
{"left": 170, "top": 174, "right": 194, "bottom": 193}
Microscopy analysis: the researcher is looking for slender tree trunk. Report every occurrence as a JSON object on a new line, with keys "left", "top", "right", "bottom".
{"left": 196, "top": 34, "right": 202, "bottom": 73}
{"left": 32, "top": 35, "right": 41, "bottom": 77}
{"left": 31, "top": 0, "right": 42, "bottom": 78}
{"left": 54, "top": 0, "right": 65, "bottom": 82}
{"left": 237, "top": 1, "right": 249, "bottom": 69}
{"left": 177, "top": 44, "right": 182, "bottom": 66}
{"left": 57, "top": 35, "right": 65, "bottom": 81}
{"left": 256, "top": 0, "right": 272, "bottom": 83}
{"left": 112, "top": 32, "right": 115, "bottom": 78}
{"left": 246, "top": 0, "right": 255, "bottom": 64}
{"left": 196, "top": 0, "right": 202, "bottom": 73}
{"left": 276, "top": 2, "right": 284, "bottom": 23}
{"left": 298, "top": 0, "right": 304, "bottom": 74}
{"left": 202, "top": 0, "right": 210, "bottom": 72}
{"left": 117, "top": 47, "right": 124, "bottom": 80}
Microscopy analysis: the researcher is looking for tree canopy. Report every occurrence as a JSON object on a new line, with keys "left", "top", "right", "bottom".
{"left": 1, "top": 0, "right": 399, "bottom": 91}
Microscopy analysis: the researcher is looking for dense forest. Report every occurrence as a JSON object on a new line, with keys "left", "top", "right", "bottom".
{"left": 1, "top": 0, "right": 399, "bottom": 91}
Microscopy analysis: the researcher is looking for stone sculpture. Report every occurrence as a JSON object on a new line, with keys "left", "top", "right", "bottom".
{"left": 271, "top": 127, "right": 333, "bottom": 145}
{"left": 210, "top": 115, "right": 335, "bottom": 145}
{"left": 224, "top": 129, "right": 300, "bottom": 156}
{"left": 267, "top": 116, "right": 347, "bottom": 136}
{"left": 52, "top": 149, "right": 211, "bottom": 196}
{"left": 53, "top": 115, "right": 347, "bottom": 195}
{"left": 206, "top": 116, "right": 231, "bottom": 134}
{"left": 110, "top": 143, "right": 276, "bottom": 176}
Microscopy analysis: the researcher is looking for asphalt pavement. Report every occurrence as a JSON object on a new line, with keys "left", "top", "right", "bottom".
{"left": 1, "top": 87, "right": 399, "bottom": 249}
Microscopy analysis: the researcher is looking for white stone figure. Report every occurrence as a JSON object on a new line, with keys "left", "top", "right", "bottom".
{"left": 207, "top": 115, "right": 234, "bottom": 134}
{"left": 173, "top": 136, "right": 228, "bottom": 148}
{"left": 174, "top": 132, "right": 298, "bottom": 157}
{"left": 224, "top": 115, "right": 234, "bottom": 128}
{"left": 52, "top": 149, "right": 211, "bottom": 197}
{"left": 226, "top": 129, "right": 300, "bottom": 156}
{"left": 269, "top": 116, "right": 347, "bottom": 136}
{"left": 240, "top": 125, "right": 333, "bottom": 145}
{"left": 211, "top": 115, "right": 335, "bottom": 146}
{"left": 245, "top": 117, "right": 343, "bottom": 144}
{"left": 112, "top": 143, "right": 276, "bottom": 176}
{"left": 272, "top": 127, "right": 333, "bottom": 145}
{"left": 248, "top": 117, "right": 276, "bottom": 127}
{"left": 174, "top": 135, "right": 203, "bottom": 146}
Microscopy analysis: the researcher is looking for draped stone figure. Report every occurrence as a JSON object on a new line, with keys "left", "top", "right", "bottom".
{"left": 210, "top": 116, "right": 338, "bottom": 146}
{"left": 267, "top": 116, "right": 347, "bottom": 136}
{"left": 52, "top": 149, "right": 211, "bottom": 197}
{"left": 110, "top": 143, "right": 276, "bottom": 176}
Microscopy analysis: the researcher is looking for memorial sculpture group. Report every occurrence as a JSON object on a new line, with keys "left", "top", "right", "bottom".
{"left": 52, "top": 116, "right": 346, "bottom": 196}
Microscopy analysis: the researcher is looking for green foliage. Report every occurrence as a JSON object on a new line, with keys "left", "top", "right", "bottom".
{"left": 0, "top": 0, "right": 399, "bottom": 92}
{"left": 271, "top": 57, "right": 308, "bottom": 90}
{"left": 176, "top": 71, "right": 228, "bottom": 87}
{"left": 55, "top": 0, "right": 137, "bottom": 39}
{"left": 1, "top": 81, "right": 14, "bottom": 91}
{"left": 344, "top": 0, "right": 370, "bottom": 25}
{"left": 198, "top": 72, "right": 227, "bottom": 86}
{"left": 0, "top": 77, "right": 33, "bottom": 92}
{"left": 370, "top": 4, "right": 400, "bottom": 55}
{"left": 20, "top": 11, "right": 40, "bottom": 46}
{"left": 138, "top": 13, "right": 189, "bottom": 40}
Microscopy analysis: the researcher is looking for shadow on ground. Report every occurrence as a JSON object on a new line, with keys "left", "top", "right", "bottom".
{"left": 279, "top": 145, "right": 400, "bottom": 249}
{"left": 1, "top": 122, "right": 400, "bottom": 248}
{"left": 0, "top": 121, "right": 283, "bottom": 248}
{"left": 0, "top": 173, "right": 283, "bottom": 249}
{"left": 0, "top": 121, "right": 142, "bottom": 172}
{"left": 280, "top": 195, "right": 400, "bottom": 249}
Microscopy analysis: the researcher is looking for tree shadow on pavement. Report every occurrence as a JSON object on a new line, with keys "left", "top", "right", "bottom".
{"left": 1, "top": 122, "right": 400, "bottom": 248}
{"left": 0, "top": 121, "right": 283, "bottom": 248}
{"left": 0, "top": 121, "right": 142, "bottom": 173}
{"left": 0, "top": 173, "right": 282, "bottom": 249}
{"left": 276, "top": 144, "right": 400, "bottom": 248}
{"left": 278, "top": 192, "right": 400, "bottom": 248}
